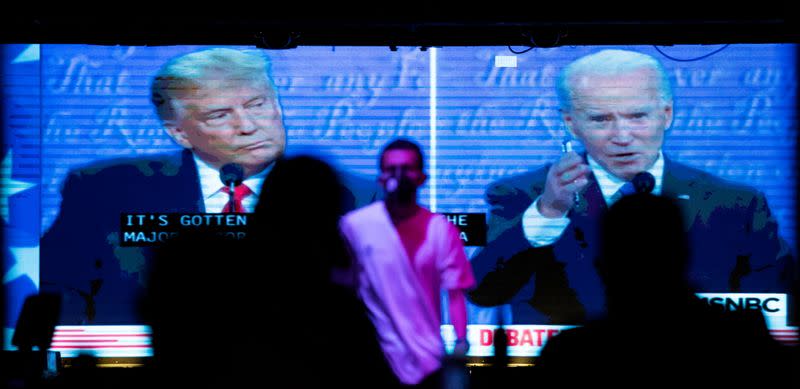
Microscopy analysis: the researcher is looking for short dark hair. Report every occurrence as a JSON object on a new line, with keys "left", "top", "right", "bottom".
{"left": 379, "top": 138, "right": 425, "bottom": 172}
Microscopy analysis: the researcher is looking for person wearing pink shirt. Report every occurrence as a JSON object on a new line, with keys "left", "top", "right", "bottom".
{"left": 340, "top": 139, "right": 475, "bottom": 387}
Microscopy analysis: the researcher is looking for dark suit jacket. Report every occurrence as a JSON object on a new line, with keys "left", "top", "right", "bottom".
{"left": 40, "top": 149, "right": 377, "bottom": 324}
{"left": 468, "top": 156, "right": 795, "bottom": 324}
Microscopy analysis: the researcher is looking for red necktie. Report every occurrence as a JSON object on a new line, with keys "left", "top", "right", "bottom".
{"left": 221, "top": 184, "right": 253, "bottom": 213}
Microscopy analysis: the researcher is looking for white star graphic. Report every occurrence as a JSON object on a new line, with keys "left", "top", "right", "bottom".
{"left": 1, "top": 150, "right": 36, "bottom": 223}
{"left": 4, "top": 246, "right": 40, "bottom": 289}
{"left": 12, "top": 44, "right": 40, "bottom": 64}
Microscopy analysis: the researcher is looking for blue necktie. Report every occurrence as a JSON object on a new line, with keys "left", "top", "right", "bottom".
{"left": 618, "top": 181, "right": 636, "bottom": 197}
{"left": 612, "top": 181, "right": 636, "bottom": 204}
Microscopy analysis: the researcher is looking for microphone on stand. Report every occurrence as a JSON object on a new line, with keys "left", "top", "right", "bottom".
{"left": 631, "top": 171, "right": 656, "bottom": 194}
{"left": 220, "top": 163, "right": 244, "bottom": 212}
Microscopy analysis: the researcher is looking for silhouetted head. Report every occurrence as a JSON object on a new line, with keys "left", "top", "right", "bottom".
{"left": 596, "top": 194, "right": 690, "bottom": 304}
{"left": 253, "top": 155, "right": 350, "bottom": 273}
{"left": 256, "top": 156, "right": 344, "bottom": 224}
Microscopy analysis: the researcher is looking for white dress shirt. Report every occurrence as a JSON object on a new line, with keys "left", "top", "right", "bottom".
{"left": 521, "top": 152, "right": 664, "bottom": 247}
{"left": 193, "top": 154, "right": 270, "bottom": 213}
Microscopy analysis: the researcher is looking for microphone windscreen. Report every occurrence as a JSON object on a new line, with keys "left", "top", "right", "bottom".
{"left": 220, "top": 163, "right": 244, "bottom": 187}
{"left": 632, "top": 171, "right": 656, "bottom": 194}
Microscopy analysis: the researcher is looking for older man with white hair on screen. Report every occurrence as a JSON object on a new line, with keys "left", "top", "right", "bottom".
{"left": 468, "top": 49, "right": 795, "bottom": 325}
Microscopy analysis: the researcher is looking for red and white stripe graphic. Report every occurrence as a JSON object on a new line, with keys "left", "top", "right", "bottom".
{"left": 50, "top": 325, "right": 153, "bottom": 357}
{"left": 45, "top": 324, "right": 798, "bottom": 358}
{"left": 770, "top": 328, "right": 799, "bottom": 346}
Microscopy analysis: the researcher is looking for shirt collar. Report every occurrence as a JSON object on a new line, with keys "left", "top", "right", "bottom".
{"left": 193, "top": 154, "right": 271, "bottom": 200}
{"left": 587, "top": 151, "right": 664, "bottom": 204}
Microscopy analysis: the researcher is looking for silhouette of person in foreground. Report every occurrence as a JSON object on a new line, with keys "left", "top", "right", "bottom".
{"left": 141, "top": 155, "right": 392, "bottom": 388}
{"left": 250, "top": 155, "right": 395, "bottom": 387}
{"left": 534, "top": 193, "right": 793, "bottom": 386}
